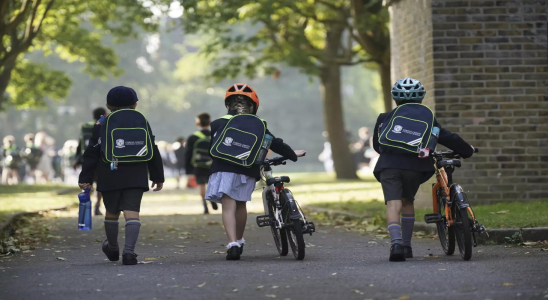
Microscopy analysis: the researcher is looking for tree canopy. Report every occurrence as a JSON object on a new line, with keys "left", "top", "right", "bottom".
{"left": 0, "top": 0, "right": 168, "bottom": 108}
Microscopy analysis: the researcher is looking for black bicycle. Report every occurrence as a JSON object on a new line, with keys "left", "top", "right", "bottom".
{"left": 424, "top": 148, "right": 487, "bottom": 260}
{"left": 256, "top": 156, "right": 315, "bottom": 260}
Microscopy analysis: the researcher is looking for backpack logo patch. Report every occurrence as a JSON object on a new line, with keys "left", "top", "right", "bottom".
{"left": 392, "top": 125, "right": 403, "bottom": 134}
{"left": 223, "top": 137, "right": 233, "bottom": 146}
{"left": 115, "top": 139, "right": 125, "bottom": 148}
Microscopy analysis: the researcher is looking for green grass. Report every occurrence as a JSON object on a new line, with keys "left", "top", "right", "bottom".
{"left": 0, "top": 185, "right": 78, "bottom": 224}
{"left": 314, "top": 200, "right": 548, "bottom": 229}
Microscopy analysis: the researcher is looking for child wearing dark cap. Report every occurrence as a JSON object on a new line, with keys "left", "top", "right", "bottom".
{"left": 78, "top": 86, "right": 165, "bottom": 265}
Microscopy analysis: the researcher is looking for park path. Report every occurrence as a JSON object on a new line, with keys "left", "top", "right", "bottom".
{"left": 1, "top": 191, "right": 547, "bottom": 300}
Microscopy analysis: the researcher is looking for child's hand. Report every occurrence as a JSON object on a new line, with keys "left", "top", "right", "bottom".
{"left": 78, "top": 183, "right": 92, "bottom": 190}
{"left": 151, "top": 182, "right": 163, "bottom": 192}
{"left": 294, "top": 150, "right": 306, "bottom": 157}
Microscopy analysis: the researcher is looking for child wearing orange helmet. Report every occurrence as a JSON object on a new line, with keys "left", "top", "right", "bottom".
{"left": 205, "top": 83, "right": 305, "bottom": 260}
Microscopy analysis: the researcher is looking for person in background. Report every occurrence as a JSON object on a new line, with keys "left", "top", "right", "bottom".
{"left": 75, "top": 107, "right": 107, "bottom": 215}
{"left": 318, "top": 131, "right": 334, "bottom": 173}
{"left": 62, "top": 140, "right": 79, "bottom": 185}
{"left": 185, "top": 113, "right": 218, "bottom": 214}
{"left": 35, "top": 131, "right": 54, "bottom": 183}
{"left": 172, "top": 137, "right": 186, "bottom": 189}
{"left": 21, "top": 133, "right": 41, "bottom": 183}
{"left": 2, "top": 135, "right": 22, "bottom": 185}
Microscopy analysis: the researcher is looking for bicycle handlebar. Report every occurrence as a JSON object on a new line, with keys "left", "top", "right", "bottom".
{"left": 432, "top": 147, "right": 479, "bottom": 158}
{"left": 264, "top": 156, "right": 288, "bottom": 166}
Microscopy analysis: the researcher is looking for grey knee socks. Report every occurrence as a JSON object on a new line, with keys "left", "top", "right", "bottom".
{"left": 124, "top": 219, "right": 141, "bottom": 254}
{"left": 401, "top": 214, "right": 415, "bottom": 247}
{"left": 388, "top": 221, "right": 403, "bottom": 245}
{"left": 104, "top": 217, "right": 119, "bottom": 250}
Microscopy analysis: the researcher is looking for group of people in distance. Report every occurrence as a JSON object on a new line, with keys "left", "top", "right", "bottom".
{"left": 76, "top": 78, "right": 474, "bottom": 265}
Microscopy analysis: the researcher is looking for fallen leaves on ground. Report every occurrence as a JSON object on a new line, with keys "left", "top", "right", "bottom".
{"left": 399, "top": 296, "right": 409, "bottom": 300}
{"left": 197, "top": 282, "right": 206, "bottom": 288}
{"left": 503, "top": 282, "right": 515, "bottom": 286}
{"left": 56, "top": 257, "right": 66, "bottom": 261}
{"left": 265, "top": 295, "right": 276, "bottom": 298}
{"left": 213, "top": 251, "right": 224, "bottom": 254}
{"left": 144, "top": 257, "right": 157, "bottom": 261}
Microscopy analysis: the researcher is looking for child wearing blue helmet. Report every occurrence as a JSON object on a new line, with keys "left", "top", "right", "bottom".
{"left": 372, "top": 78, "right": 475, "bottom": 262}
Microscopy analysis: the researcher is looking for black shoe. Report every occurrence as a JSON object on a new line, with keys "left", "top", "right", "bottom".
{"left": 122, "top": 253, "right": 138, "bottom": 265}
{"left": 239, "top": 243, "right": 244, "bottom": 255}
{"left": 226, "top": 246, "right": 241, "bottom": 260}
{"left": 403, "top": 246, "right": 413, "bottom": 258}
{"left": 203, "top": 199, "right": 209, "bottom": 214}
{"left": 211, "top": 202, "right": 218, "bottom": 210}
{"left": 389, "top": 244, "right": 406, "bottom": 262}
{"left": 102, "top": 240, "right": 119, "bottom": 261}
{"left": 94, "top": 207, "right": 102, "bottom": 216}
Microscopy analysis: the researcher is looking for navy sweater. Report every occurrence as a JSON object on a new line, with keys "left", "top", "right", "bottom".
{"left": 373, "top": 111, "right": 474, "bottom": 183}
{"left": 209, "top": 111, "right": 298, "bottom": 180}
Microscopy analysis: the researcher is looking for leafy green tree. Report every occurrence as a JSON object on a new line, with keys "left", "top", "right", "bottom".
{"left": 0, "top": 0, "right": 163, "bottom": 108}
{"left": 180, "top": 0, "right": 382, "bottom": 179}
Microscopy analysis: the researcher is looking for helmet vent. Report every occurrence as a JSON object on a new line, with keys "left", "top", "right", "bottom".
{"left": 228, "top": 86, "right": 236, "bottom": 92}
{"left": 243, "top": 87, "right": 253, "bottom": 92}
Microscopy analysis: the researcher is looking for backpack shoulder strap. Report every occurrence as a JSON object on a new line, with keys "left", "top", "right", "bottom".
{"left": 193, "top": 131, "right": 207, "bottom": 139}
{"left": 220, "top": 115, "right": 233, "bottom": 120}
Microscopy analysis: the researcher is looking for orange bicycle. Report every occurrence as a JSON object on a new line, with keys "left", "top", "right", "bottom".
{"left": 424, "top": 148, "right": 486, "bottom": 260}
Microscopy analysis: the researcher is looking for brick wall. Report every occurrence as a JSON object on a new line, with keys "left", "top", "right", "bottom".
{"left": 391, "top": 0, "right": 548, "bottom": 206}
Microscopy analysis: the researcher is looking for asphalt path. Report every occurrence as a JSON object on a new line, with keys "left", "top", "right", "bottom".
{"left": 1, "top": 210, "right": 548, "bottom": 300}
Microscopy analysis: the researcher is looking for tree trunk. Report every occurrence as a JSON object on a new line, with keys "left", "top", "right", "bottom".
{"left": 0, "top": 60, "right": 16, "bottom": 108}
{"left": 379, "top": 61, "right": 393, "bottom": 112}
{"left": 319, "top": 65, "right": 358, "bottom": 179}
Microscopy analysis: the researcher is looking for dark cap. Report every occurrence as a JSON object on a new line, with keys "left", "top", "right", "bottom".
{"left": 106, "top": 86, "right": 138, "bottom": 107}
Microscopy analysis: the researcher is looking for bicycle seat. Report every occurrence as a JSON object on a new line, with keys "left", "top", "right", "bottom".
{"left": 437, "top": 159, "right": 461, "bottom": 168}
{"left": 266, "top": 176, "right": 290, "bottom": 186}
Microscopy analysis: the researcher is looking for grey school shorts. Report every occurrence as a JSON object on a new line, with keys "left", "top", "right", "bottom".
{"left": 379, "top": 169, "right": 424, "bottom": 203}
{"left": 102, "top": 188, "right": 144, "bottom": 213}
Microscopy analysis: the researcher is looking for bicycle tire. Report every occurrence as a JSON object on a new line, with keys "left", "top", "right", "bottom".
{"left": 286, "top": 219, "right": 305, "bottom": 260}
{"left": 436, "top": 189, "right": 455, "bottom": 255}
{"left": 454, "top": 205, "right": 473, "bottom": 261}
{"left": 267, "top": 195, "right": 288, "bottom": 256}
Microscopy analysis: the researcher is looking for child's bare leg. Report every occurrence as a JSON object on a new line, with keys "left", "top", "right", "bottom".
{"left": 122, "top": 210, "right": 141, "bottom": 254}
{"left": 221, "top": 195, "right": 238, "bottom": 243}
{"left": 235, "top": 201, "right": 247, "bottom": 240}
{"left": 11, "top": 170, "right": 19, "bottom": 185}
{"left": 199, "top": 184, "right": 206, "bottom": 200}
{"left": 95, "top": 191, "right": 103, "bottom": 215}
{"left": 386, "top": 200, "right": 403, "bottom": 245}
{"left": 401, "top": 198, "right": 415, "bottom": 247}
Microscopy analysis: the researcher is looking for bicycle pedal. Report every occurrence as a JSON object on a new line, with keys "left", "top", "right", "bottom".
{"left": 424, "top": 213, "right": 442, "bottom": 224}
{"left": 303, "top": 222, "right": 316, "bottom": 235}
{"left": 256, "top": 215, "right": 271, "bottom": 227}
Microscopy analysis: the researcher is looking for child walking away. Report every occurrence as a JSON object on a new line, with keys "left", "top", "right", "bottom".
{"left": 372, "top": 78, "right": 474, "bottom": 262}
{"left": 206, "top": 83, "right": 304, "bottom": 260}
{"left": 75, "top": 107, "right": 107, "bottom": 215}
{"left": 78, "top": 86, "right": 164, "bottom": 265}
{"left": 184, "top": 113, "right": 217, "bottom": 214}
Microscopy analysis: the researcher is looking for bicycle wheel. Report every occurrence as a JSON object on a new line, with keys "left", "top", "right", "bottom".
{"left": 286, "top": 219, "right": 305, "bottom": 260}
{"left": 454, "top": 204, "right": 473, "bottom": 261}
{"left": 267, "top": 196, "right": 288, "bottom": 256}
{"left": 436, "top": 189, "right": 455, "bottom": 255}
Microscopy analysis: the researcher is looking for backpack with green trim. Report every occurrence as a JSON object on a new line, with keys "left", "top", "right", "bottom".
{"left": 210, "top": 114, "right": 267, "bottom": 167}
{"left": 191, "top": 131, "right": 212, "bottom": 169}
{"left": 99, "top": 109, "right": 154, "bottom": 164}
{"left": 378, "top": 103, "right": 437, "bottom": 154}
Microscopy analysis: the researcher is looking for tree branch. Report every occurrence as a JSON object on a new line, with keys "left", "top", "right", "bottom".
{"left": 3, "top": 0, "right": 32, "bottom": 35}
{"left": 383, "top": 0, "right": 403, "bottom": 7}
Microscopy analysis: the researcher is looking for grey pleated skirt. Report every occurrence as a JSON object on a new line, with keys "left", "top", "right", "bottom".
{"left": 205, "top": 172, "right": 256, "bottom": 203}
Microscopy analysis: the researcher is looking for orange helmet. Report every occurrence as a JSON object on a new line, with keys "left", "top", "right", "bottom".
{"left": 224, "top": 83, "right": 259, "bottom": 111}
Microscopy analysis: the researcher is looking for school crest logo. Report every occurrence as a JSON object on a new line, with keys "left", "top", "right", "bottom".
{"left": 115, "top": 139, "right": 125, "bottom": 148}
{"left": 223, "top": 137, "right": 233, "bottom": 146}
{"left": 392, "top": 125, "right": 403, "bottom": 134}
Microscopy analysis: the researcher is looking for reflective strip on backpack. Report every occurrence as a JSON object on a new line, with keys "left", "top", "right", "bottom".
{"left": 193, "top": 131, "right": 206, "bottom": 139}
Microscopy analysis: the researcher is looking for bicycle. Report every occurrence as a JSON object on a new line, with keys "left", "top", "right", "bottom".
{"left": 256, "top": 156, "right": 315, "bottom": 260}
{"left": 424, "top": 148, "right": 487, "bottom": 260}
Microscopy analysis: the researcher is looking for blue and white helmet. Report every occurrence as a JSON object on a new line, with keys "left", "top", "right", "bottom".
{"left": 391, "top": 78, "right": 426, "bottom": 102}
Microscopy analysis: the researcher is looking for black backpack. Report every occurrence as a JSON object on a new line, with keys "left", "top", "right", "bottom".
{"left": 191, "top": 131, "right": 212, "bottom": 169}
{"left": 210, "top": 114, "right": 267, "bottom": 167}
{"left": 80, "top": 122, "right": 95, "bottom": 152}
{"left": 99, "top": 109, "right": 154, "bottom": 163}
{"left": 378, "top": 103, "right": 436, "bottom": 154}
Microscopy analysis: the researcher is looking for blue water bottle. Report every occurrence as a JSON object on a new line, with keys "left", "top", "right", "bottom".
{"left": 255, "top": 134, "right": 274, "bottom": 165}
{"left": 78, "top": 189, "right": 92, "bottom": 230}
